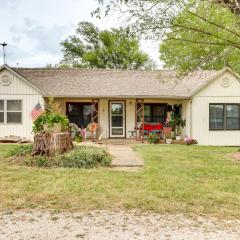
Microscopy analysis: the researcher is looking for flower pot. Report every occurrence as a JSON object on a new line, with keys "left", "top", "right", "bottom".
{"left": 43, "top": 123, "right": 62, "bottom": 133}
{"left": 166, "top": 138, "right": 172, "bottom": 144}
{"left": 52, "top": 123, "right": 62, "bottom": 133}
{"left": 176, "top": 136, "right": 182, "bottom": 141}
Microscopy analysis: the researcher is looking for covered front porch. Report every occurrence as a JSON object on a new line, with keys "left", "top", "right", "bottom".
{"left": 55, "top": 97, "right": 190, "bottom": 141}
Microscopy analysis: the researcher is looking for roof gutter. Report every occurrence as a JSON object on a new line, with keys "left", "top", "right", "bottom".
{"left": 43, "top": 95, "right": 192, "bottom": 100}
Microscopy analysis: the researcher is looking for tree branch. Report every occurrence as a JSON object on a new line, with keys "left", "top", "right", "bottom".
{"left": 187, "top": 10, "right": 240, "bottom": 38}
{"left": 166, "top": 37, "right": 233, "bottom": 46}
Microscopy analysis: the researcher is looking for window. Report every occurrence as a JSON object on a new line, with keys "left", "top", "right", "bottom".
{"left": 67, "top": 103, "right": 95, "bottom": 128}
{"left": 137, "top": 104, "right": 167, "bottom": 123}
{"left": 0, "top": 100, "right": 22, "bottom": 124}
{"left": 0, "top": 100, "right": 4, "bottom": 123}
{"left": 209, "top": 104, "right": 224, "bottom": 130}
{"left": 226, "top": 104, "right": 240, "bottom": 130}
{"left": 209, "top": 104, "right": 240, "bottom": 130}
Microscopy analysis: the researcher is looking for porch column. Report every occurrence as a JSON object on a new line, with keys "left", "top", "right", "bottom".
{"left": 91, "top": 99, "right": 99, "bottom": 141}
{"left": 136, "top": 99, "right": 144, "bottom": 142}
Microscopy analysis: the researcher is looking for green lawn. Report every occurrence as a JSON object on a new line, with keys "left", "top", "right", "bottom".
{"left": 0, "top": 144, "right": 239, "bottom": 217}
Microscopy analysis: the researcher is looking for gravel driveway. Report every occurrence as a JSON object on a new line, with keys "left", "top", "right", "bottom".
{"left": 0, "top": 210, "right": 239, "bottom": 240}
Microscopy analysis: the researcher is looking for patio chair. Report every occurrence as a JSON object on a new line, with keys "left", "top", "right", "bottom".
{"left": 95, "top": 132, "right": 107, "bottom": 147}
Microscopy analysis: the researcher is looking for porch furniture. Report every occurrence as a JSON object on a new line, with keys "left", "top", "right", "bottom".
{"left": 87, "top": 122, "right": 99, "bottom": 141}
{"left": 143, "top": 123, "right": 163, "bottom": 137}
{"left": 69, "top": 123, "right": 81, "bottom": 139}
{"left": 128, "top": 130, "right": 137, "bottom": 138}
{"left": 95, "top": 133, "right": 107, "bottom": 146}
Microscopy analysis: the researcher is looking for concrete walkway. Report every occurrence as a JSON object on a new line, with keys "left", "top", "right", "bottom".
{"left": 107, "top": 144, "right": 144, "bottom": 168}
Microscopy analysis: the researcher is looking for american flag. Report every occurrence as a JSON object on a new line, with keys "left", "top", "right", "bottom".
{"left": 31, "top": 102, "right": 43, "bottom": 120}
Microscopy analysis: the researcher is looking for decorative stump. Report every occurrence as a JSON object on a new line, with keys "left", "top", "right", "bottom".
{"left": 32, "top": 131, "right": 73, "bottom": 156}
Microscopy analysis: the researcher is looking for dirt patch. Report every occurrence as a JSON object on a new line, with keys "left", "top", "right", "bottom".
{"left": 0, "top": 210, "right": 240, "bottom": 240}
{"left": 231, "top": 152, "right": 240, "bottom": 161}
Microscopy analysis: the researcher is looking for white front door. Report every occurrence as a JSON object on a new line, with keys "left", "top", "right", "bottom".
{"left": 109, "top": 101, "right": 125, "bottom": 138}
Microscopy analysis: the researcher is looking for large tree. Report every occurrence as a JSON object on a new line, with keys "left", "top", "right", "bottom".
{"left": 160, "top": 2, "right": 240, "bottom": 72}
{"left": 61, "top": 21, "right": 154, "bottom": 69}
{"left": 95, "top": 0, "right": 240, "bottom": 72}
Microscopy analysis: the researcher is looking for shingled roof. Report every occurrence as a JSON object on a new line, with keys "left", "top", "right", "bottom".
{"left": 10, "top": 67, "right": 224, "bottom": 98}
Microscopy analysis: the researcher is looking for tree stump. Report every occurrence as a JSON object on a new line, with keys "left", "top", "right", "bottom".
{"left": 50, "top": 132, "right": 73, "bottom": 155}
{"left": 32, "top": 131, "right": 73, "bottom": 156}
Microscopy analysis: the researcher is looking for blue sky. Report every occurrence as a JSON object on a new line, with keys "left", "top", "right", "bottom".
{"left": 0, "top": 0, "right": 160, "bottom": 67}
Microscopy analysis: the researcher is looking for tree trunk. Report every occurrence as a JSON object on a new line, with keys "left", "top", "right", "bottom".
{"left": 32, "top": 131, "right": 73, "bottom": 156}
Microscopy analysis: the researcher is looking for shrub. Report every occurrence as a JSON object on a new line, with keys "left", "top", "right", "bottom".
{"left": 184, "top": 137, "right": 198, "bottom": 145}
{"left": 60, "top": 146, "right": 111, "bottom": 168}
{"left": 6, "top": 144, "right": 33, "bottom": 157}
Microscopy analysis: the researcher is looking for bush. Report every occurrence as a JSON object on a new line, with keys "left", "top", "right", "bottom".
{"left": 60, "top": 146, "right": 111, "bottom": 168}
{"left": 147, "top": 133, "right": 159, "bottom": 144}
{"left": 8, "top": 145, "right": 112, "bottom": 169}
{"left": 6, "top": 144, "right": 33, "bottom": 157}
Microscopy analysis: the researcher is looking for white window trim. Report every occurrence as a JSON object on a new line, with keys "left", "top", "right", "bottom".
{"left": 0, "top": 99, "right": 23, "bottom": 125}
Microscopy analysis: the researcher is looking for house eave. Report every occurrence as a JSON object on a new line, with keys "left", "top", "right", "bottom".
{"left": 190, "top": 67, "right": 240, "bottom": 97}
{"left": 43, "top": 94, "right": 191, "bottom": 100}
{"left": 0, "top": 64, "right": 46, "bottom": 96}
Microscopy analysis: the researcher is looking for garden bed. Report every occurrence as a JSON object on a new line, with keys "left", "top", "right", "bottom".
{"left": 6, "top": 144, "right": 112, "bottom": 169}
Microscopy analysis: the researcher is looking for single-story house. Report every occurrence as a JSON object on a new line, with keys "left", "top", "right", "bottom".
{"left": 0, "top": 64, "right": 240, "bottom": 146}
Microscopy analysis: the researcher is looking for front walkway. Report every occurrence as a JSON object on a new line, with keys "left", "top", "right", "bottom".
{"left": 107, "top": 144, "right": 144, "bottom": 168}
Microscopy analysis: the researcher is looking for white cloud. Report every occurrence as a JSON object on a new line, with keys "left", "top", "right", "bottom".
{"left": 0, "top": 0, "right": 161, "bottom": 67}
{"left": 10, "top": 18, "right": 72, "bottom": 54}
{"left": 0, "top": 0, "right": 22, "bottom": 9}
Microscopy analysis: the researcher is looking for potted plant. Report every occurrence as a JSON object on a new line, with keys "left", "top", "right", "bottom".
{"left": 168, "top": 115, "right": 176, "bottom": 139}
{"left": 175, "top": 117, "right": 186, "bottom": 141}
{"left": 165, "top": 132, "right": 172, "bottom": 144}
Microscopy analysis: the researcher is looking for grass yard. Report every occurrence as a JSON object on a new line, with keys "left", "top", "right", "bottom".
{"left": 0, "top": 144, "right": 239, "bottom": 218}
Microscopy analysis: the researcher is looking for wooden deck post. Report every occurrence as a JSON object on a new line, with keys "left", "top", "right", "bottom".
{"left": 136, "top": 99, "right": 144, "bottom": 142}
{"left": 91, "top": 99, "right": 99, "bottom": 141}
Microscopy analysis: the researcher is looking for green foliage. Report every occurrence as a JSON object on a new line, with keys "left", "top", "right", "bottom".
{"left": 6, "top": 144, "right": 33, "bottom": 158}
{"left": 13, "top": 146, "right": 111, "bottom": 169}
{"left": 160, "top": 2, "right": 240, "bottom": 73}
{"left": 147, "top": 133, "right": 159, "bottom": 144}
{"left": 25, "top": 155, "right": 51, "bottom": 168}
{"left": 96, "top": 1, "right": 240, "bottom": 73}
{"left": 61, "top": 21, "right": 154, "bottom": 69}
{"left": 168, "top": 104, "right": 186, "bottom": 132}
{"left": 60, "top": 146, "right": 111, "bottom": 168}
{"left": 74, "top": 135, "right": 83, "bottom": 143}
{"left": 32, "top": 112, "right": 69, "bottom": 133}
